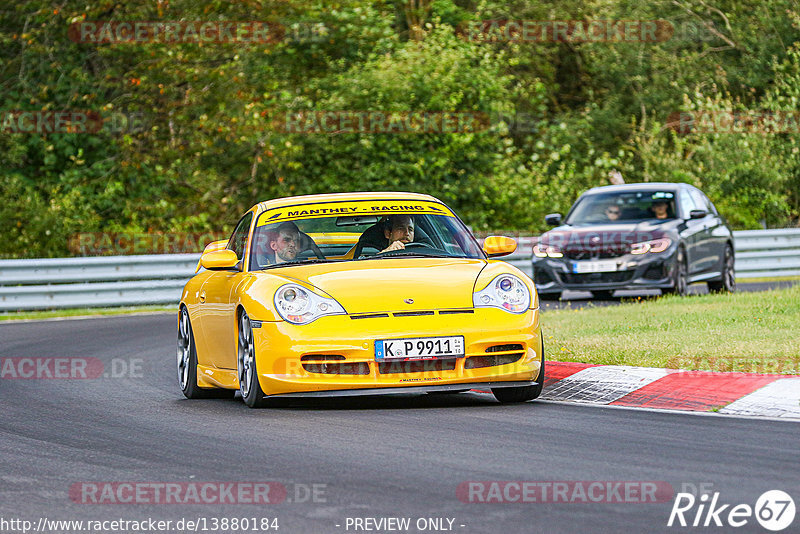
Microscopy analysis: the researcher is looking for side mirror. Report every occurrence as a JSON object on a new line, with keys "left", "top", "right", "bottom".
{"left": 195, "top": 239, "right": 230, "bottom": 273}
{"left": 545, "top": 213, "right": 562, "bottom": 226}
{"left": 202, "top": 239, "right": 228, "bottom": 253}
{"left": 200, "top": 249, "right": 239, "bottom": 271}
{"left": 689, "top": 209, "right": 708, "bottom": 219}
{"left": 483, "top": 236, "right": 518, "bottom": 258}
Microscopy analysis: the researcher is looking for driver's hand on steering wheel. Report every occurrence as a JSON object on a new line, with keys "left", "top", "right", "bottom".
{"left": 381, "top": 240, "right": 406, "bottom": 253}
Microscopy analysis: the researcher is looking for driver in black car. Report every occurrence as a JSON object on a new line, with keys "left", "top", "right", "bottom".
{"left": 380, "top": 214, "right": 415, "bottom": 252}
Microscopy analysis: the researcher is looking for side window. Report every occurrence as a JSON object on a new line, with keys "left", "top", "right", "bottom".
{"left": 227, "top": 212, "right": 253, "bottom": 261}
{"left": 679, "top": 190, "right": 697, "bottom": 218}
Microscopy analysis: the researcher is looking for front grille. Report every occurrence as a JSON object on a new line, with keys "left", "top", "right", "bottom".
{"left": 378, "top": 359, "right": 457, "bottom": 374}
{"left": 300, "top": 354, "right": 345, "bottom": 361}
{"left": 465, "top": 353, "right": 523, "bottom": 369}
{"left": 350, "top": 313, "right": 390, "bottom": 320}
{"left": 302, "top": 362, "right": 370, "bottom": 375}
{"left": 565, "top": 246, "right": 630, "bottom": 260}
{"left": 393, "top": 311, "right": 435, "bottom": 317}
{"left": 486, "top": 344, "right": 524, "bottom": 353}
{"left": 644, "top": 263, "right": 666, "bottom": 280}
{"left": 562, "top": 271, "right": 634, "bottom": 284}
{"left": 439, "top": 309, "right": 474, "bottom": 315}
{"left": 534, "top": 269, "right": 553, "bottom": 285}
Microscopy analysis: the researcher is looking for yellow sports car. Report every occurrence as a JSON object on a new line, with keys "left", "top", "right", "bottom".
{"left": 178, "top": 192, "right": 544, "bottom": 407}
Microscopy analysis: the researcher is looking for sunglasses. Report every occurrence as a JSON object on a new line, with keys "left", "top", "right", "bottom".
{"left": 606, "top": 208, "right": 620, "bottom": 214}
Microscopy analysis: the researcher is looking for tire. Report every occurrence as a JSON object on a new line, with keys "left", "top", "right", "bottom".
{"left": 492, "top": 336, "right": 545, "bottom": 403}
{"left": 590, "top": 290, "right": 615, "bottom": 300}
{"left": 177, "top": 307, "right": 232, "bottom": 399}
{"left": 538, "top": 292, "right": 562, "bottom": 301}
{"left": 707, "top": 245, "right": 736, "bottom": 293}
{"left": 663, "top": 248, "right": 688, "bottom": 296}
{"left": 238, "top": 310, "right": 269, "bottom": 408}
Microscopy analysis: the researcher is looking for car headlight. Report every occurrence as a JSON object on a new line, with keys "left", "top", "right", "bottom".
{"left": 631, "top": 238, "right": 672, "bottom": 254}
{"left": 533, "top": 244, "right": 564, "bottom": 258}
{"left": 473, "top": 274, "right": 531, "bottom": 314}
{"left": 274, "top": 284, "right": 346, "bottom": 324}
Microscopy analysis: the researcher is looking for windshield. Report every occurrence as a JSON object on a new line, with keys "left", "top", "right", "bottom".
{"left": 565, "top": 190, "right": 678, "bottom": 224}
{"left": 249, "top": 209, "right": 484, "bottom": 270}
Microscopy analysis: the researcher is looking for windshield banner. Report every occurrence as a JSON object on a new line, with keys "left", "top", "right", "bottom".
{"left": 257, "top": 200, "right": 455, "bottom": 225}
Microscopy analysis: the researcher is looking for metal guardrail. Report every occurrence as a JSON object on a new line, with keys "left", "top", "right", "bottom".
{"left": 0, "top": 229, "right": 798, "bottom": 311}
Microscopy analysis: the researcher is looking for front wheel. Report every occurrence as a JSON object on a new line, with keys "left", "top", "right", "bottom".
{"left": 664, "top": 248, "right": 688, "bottom": 297}
{"left": 492, "top": 337, "right": 545, "bottom": 403}
{"left": 708, "top": 245, "right": 735, "bottom": 293}
{"left": 238, "top": 310, "right": 268, "bottom": 408}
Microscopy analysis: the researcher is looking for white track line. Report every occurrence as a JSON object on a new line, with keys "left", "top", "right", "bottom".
{"left": 541, "top": 365, "right": 671, "bottom": 404}
{"left": 719, "top": 378, "right": 800, "bottom": 418}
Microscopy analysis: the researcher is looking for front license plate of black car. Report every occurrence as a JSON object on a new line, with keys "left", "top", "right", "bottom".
{"left": 375, "top": 336, "right": 465, "bottom": 360}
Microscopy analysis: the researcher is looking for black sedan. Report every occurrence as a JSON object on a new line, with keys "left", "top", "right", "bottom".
{"left": 532, "top": 183, "right": 736, "bottom": 299}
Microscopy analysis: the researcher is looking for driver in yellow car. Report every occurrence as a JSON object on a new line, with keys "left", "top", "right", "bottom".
{"left": 381, "top": 214, "right": 415, "bottom": 252}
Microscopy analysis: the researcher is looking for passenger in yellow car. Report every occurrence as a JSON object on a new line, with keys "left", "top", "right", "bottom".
{"left": 381, "top": 214, "right": 415, "bottom": 252}
{"left": 269, "top": 222, "right": 301, "bottom": 263}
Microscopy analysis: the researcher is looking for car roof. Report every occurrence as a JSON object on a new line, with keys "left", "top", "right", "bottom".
{"left": 255, "top": 191, "right": 440, "bottom": 211}
{"left": 582, "top": 182, "right": 688, "bottom": 195}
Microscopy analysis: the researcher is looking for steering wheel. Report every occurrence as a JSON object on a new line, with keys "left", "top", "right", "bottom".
{"left": 298, "top": 233, "right": 326, "bottom": 259}
{"left": 306, "top": 242, "right": 326, "bottom": 259}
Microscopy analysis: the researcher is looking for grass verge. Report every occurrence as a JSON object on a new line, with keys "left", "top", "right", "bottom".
{"left": 0, "top": 305, "right": 175, "bottom": 322}
{"left": 542, "top": 285, "right": 800, "bottom": 374}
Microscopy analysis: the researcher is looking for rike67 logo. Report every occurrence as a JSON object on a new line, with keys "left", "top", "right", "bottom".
{"left": 668, "top": 490, "right": 795, "bottom": 531}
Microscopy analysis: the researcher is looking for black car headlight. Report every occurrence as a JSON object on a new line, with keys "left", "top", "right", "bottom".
{"left": 533, "top": 244, "right": 564, "bottom": 258}
{"left": 631, "top": 238, "right": 672, "bottom": 254}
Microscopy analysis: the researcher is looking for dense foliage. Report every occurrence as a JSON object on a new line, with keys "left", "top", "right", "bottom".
{"left": 2, "top": 0, "right": 799, "bottom": 257}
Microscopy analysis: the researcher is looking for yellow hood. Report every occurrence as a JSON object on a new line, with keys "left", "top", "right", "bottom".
{"left": 270, "top": 258, "right": 487, "bottom": 314}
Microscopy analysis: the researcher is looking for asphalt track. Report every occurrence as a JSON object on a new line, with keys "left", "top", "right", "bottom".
{"left": 1, "top": 298, "right": 798, "bottom": 534}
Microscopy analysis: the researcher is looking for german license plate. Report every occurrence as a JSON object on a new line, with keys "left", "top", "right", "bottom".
{"left": 375, "top": 336, "right": 465, "bottom": 360}
{"left": 573, "top": 260, "right": 619, "bottom": 273}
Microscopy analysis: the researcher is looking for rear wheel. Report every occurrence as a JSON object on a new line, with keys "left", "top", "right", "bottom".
{"left": 708, "top": 245, "right": 735, "bottom": 293}
{"left": 177, "top": 308, "right": 232, "bottom": 399}
{"left": 664, "top": 248, "right": 688, "bottom": 296}
{"left": 238, "top": 310, "right": 268, "bottom": 408}
{"left": 492, "top": 336, "right": 545, "bottom": 403}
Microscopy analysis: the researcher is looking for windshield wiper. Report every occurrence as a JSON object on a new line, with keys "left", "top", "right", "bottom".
{"left": 365, "top": 251, "right": 454, "bottom": 259}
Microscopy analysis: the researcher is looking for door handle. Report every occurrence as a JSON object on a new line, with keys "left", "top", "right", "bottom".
{"left": 199, "top": 290, "right": 206, "bottom": 303}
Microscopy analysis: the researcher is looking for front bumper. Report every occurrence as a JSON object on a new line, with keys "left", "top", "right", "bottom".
{"left": 532, "top": 250, "right": 678, "bottom": 293}
{"left": 249, "top": 307, "right": 541, "bottom": 396}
